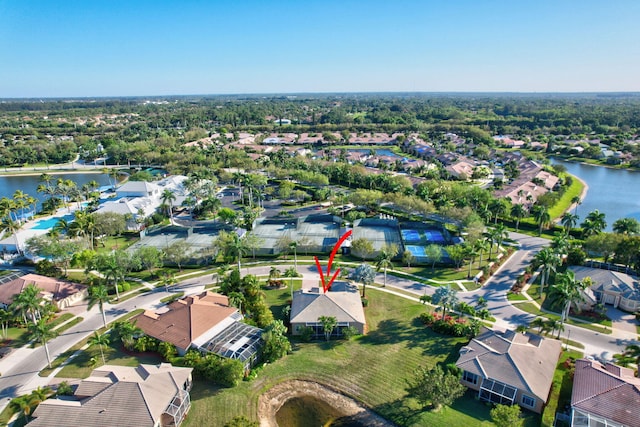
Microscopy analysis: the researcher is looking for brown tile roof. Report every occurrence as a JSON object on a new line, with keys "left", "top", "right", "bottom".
{"left": 131, "top": 291, "right": 237, "bottom": 350}
{"left": 0, "top": 273, "right": 86, "bottom": 306}
{"left": 456, "top": 328, "right": 561, "bottom": 402}
{"left": 572, "top": 359, "right": 640, "bottom": 427}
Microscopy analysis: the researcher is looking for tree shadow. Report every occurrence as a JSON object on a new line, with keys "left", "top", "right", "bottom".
{"left": 374, "top": 398, "right": 421, "bottom": 426}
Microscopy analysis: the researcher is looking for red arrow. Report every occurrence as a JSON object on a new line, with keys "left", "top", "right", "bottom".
{"left": 314, "top": 230, "right": 352, "bottom": 293}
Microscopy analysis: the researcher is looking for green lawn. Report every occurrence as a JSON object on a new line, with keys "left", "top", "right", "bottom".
{"left": 55, "top": 337, "right": 163, "bottom": 379}
{"left": 507, "top": 292, "right": 529, "bottom": 301}
{"left": 542, "top": 350, "right": 582, "bottom": 427}
{"left": 184, "top": 289, "right": 539, "bottom": 427}
{"left": 548, "top": 173, "right": 585, "bottom": 220}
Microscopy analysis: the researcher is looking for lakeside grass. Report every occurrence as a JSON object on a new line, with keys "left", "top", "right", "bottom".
{"left": 184, "top": 288, "right": 540, "bottom": 427}
{"left": 548, "top": 173, "right": 585, "bottom": 220}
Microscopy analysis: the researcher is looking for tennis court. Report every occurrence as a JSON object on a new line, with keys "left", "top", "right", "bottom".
{"left": 405, "top": 245, "right": 426, "bottom": 257}
{"left": 401, "top": 229, "right": 421, "bottom": 243}
{"left": 424, "top": 229, "right": 446, "bottom": 243}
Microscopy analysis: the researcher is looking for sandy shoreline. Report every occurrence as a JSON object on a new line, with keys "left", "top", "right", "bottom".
{"left": 258, "top": 380, "right": 394, "bottom": 427}
{"left": 566, "top": 173, "right": 589, "bottom": 215}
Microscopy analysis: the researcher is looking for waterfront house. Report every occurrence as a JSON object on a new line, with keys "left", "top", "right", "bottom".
{"left": 290, "top": 281, "right": 366, "bottom": 338}
{"left": 455, "top": 328, "right": 561, "bottom": 414}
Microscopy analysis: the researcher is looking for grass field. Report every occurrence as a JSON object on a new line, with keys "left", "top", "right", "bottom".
{"left": 183, "top": 289, "right": 540, "bottom": 427}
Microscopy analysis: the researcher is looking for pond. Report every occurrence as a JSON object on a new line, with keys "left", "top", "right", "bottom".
{"left": 275, "top": 396, "right": 368, "bottom": 427}
{"left": 552, "top": 158, "right": 640, "bottom": 231}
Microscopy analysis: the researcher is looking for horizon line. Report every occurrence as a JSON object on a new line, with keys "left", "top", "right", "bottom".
{"left": 3, "top": 90, "right": 640, "bottom": 101}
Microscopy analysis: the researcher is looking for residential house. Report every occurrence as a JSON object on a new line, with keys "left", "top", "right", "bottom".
{"left": 29, "top": 363, "right": 193, "bottom": 427}
{"left": 290, "top": 281, "right": 366, "bottom": 338}
{"left": 571, "top": 266, "right": 640, "bottom": 313}
{"left": 0, "top": 272, "right": 87, "bottom": 310}
{"left": 571, "top": 359, "right": 640, "bottom": 427}
{"left": 455, "top": 328, "right": 562, "bottom": 414}
{"left": 131, "top": 291, "right": 263, "bottom": 369}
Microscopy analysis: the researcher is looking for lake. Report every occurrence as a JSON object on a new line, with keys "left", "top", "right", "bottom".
{"left": 0, "top": 172, "right": 111, "bottom": 211}
{"left": 552, "top": 158, "right": 640, "bottom": 231}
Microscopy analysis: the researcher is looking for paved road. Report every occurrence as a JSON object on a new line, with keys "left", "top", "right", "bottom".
{"left": 0, "top": 233, "right": 637, "bottom": 411}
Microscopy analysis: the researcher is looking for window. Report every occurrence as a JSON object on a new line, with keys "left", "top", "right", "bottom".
{"left": 462, "top": 371, "right": 478, "bottom": 385}
{"left": 521, "top": 395, "right": 536, "bottom": 408}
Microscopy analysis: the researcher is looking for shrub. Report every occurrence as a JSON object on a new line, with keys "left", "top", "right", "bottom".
{"left": 299, "top": 326, "right": 314, "bottom": 342}
{"left": 342, "top": 326, "right": 360, "bottom": 340}
{"left": 361, "top": 298, "right": 369, "bottom": 307}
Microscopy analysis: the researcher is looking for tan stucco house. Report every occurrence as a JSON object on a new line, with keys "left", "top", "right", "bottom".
{"left": 290, "top": 281, "right": 366, "bottom": 338}
{"left": 30, "top": 363, "right": 193, "bottom": 427}
{"left": 455, "top": 328, "right": 562, "bottom": 414}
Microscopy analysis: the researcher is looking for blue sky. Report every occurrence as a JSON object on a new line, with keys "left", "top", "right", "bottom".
{"left": 1, "top": 0, "right": 639, "bottom": 97}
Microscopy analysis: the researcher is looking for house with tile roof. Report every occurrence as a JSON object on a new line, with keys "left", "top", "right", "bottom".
{"left": 0, "top": 272, "right": 87, "bottom": 310}
{"left": 290, "top": 281, "right": 366, "bottom": 338}
{"left": 131, "top": 291, "right": 263, "bottom": 369}
{"left": 29, "top": 363, "right": 193, "bottom": 427}
{"left": 455, "top": 328, "right": 562, "bottom": 414}
{"left": 571, "top": 359, "right": 640, "bottom": 427}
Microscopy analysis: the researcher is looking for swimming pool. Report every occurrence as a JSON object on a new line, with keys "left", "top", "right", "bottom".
{"left": 32, "top": 214, "right": 75, "bottom": 230}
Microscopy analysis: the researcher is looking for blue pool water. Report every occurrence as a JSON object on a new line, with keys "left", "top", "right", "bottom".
{"left": 32, "top": 214, "right": 75, "bottom": 230}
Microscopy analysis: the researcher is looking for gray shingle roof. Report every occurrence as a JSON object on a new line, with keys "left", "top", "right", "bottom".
{"left": 30, "top": 364, "right": 192, "bottom": 427}
{"left": 456, "top": 329, "right": 561, "bottom": 401}
{"left": 290, "top": 283, "right": 365, "bottom": 325}
{"left": 572, "top": 359, "right": 640, "bottom": 427}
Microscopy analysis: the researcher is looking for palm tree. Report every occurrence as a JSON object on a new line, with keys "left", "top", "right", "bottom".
{"left": 561, "top": 212, "right": 579, "bottom": 235}
{"left": 11, "top": 284, "right": 44, "bottom": 325}
{"left": 113, "top": 320, "right": 140, "bottom": 351}
{"left": 318, "top": 315, "right": 338, "bottom": 341}
{"left": 571, "top": 195, "right": 582, "bottom": 216}
{"left": 289, "top": 241, "right": 299, "bottom": 270}
{"left": 29, "top": 318, "right": 59, "bottom": 369}
{"left": 547, "top": 270, "right": 587, "bottom": 328}
{"left": 510, "top": 204, "right": 527, "bottom": 231}
{"left": 474, "top": 238, "right": 489, "bottom": 268}
{"left": 10, "top": 395, "right": 34, "bottom": 423}
{"left": 351, "top": 263, "right": 376, "bottom": 298}
{"left": 530, "top": 317, "right": 546, "bottom": 333}
{"left": 431, "top": 285, "right": 459, "bottom": 319}
{"left": 534, "top": 248, "right": 560, "bottom": 298}
{"left": 87, "top": 284, "right": 110, "bottom": 328}
{"left": 88, "top": 332, "right": 110, "bottom": 365}
{"left": 613, "top": 217, "right": 640, "bottom": 235}
{"left": 376, "top": 245, "right": 397, "bottom": 288}
{"left": 531, "top": 205, "right": 551, "bottom": 236}
{"left": 161, "top": 272, "right": 177, "bottom": 292}
{"left": 161, "top": 189, "right": 177, "bottom": 220}
{"left": 581, "top": 210, "right": 607, "bottom": 237}
{"left": 0, "top": 308, "right": 13, "bottom": 339}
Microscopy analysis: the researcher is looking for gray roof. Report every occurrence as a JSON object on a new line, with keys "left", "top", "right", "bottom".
{"left": 572, "top": 359, "right": 640, "bottom": 427}
{"left": 571, "top": 266, "right": 640, "bottom": 303}
{"left": 30, "top": 363, "right": 192, "bottom": 427}
{"left": 290, "top": 282, "right": 365, "bottom": 325}
{"left": 456, "top": 328, "right": 561, "bottom": 401}
{"left": 116, "top": 180, "right": 159, "bottom": 195}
